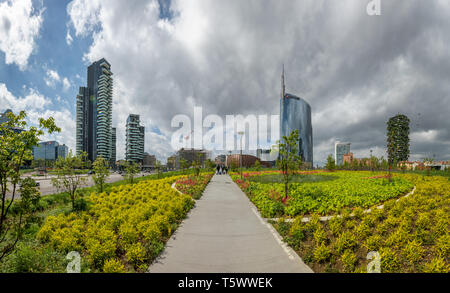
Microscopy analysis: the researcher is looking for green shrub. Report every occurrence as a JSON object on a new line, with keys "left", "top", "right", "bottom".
{"left": 334, "top": 231, "right": 357, "bottom": 254}
{"left": 402, "top": 240, "right": 425, "bottom": 265}
{"left": 103, "top": 258, "right": 126, "bottom": 273}
{"left": 328, "top": 216, "right": 343, "bottom": 236}
{"left": 423, "top": 256, "right": 449, "bottom": 273}
{"left": 379, "top": 247, "right": 400, "bottom": 273}
{"left": 341, "top": 250, "right": 357, "bottom": 272}
{"left": 73, "top": 197, "right": 89, "bottom": 212}
{"left": 364, "top": 235, "right": 383, "bottom": 251}
{"left": 313, "top": 226, "right": 327, "bottom": 244}
{"left": 434, "top": 234, "right": 450, "bottom": 258}
{"left": 0, "top": 242, "right": 66, "bottom": 273}
{"left": 355, "top": 222, "right": 371, "bottom": 240}
{"left": 313, "top": 243, "right": 331, "bottom": 263}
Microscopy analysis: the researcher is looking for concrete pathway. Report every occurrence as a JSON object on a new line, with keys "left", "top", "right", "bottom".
{"left": 149, "top": 174, "right": 313, "bottom": 273}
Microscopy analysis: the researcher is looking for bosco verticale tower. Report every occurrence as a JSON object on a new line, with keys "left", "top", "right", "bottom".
{"left": 76, "top": 58, "right": 114, "bottom": 163}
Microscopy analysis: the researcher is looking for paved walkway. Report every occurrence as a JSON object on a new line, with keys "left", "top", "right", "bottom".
{"left": 148, "top": 174, "right": 313, "bottom": 273}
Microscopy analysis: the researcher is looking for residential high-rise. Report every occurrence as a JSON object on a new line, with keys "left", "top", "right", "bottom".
{"left": 125, "top": 114, "right": 145, "bottom": 163}
{"left": 279, "top": 67, "right": 313, "bottom": 167}
{"left": 335, "top": 142, "right": 351, "bottom": 166}
{"left": 111, "top": 127, "right": 116, "bottom": 165}
{"left": 76, "top": 58, "right": 113, "bottom": 163}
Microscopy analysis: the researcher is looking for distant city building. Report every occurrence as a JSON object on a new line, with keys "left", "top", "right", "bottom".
{"left": 33, "top": 141, "right": 68, "bottom": 161}
{"left": 143, "top": 152, "right": 156, "bottom": 168}
{"left": 0, "top": 109, "right": 12, "bottom": 124}
{"left": 215, "top": 155, "right": 226, "bottom": 164}
{"left": 167, "top": 155, "right": 177, "bottom": 170}
{"left": 279, "top": 67, "right": 313, "bottom": 167}
{"left": 175, "top": 148, "right": 209, "bottom": 169}
{"left": 335, "top": 142, "right": 351, "bottom": 166}
{"left": 76, "top": 58, "right": 114, "bottom": 163}
{"left": 56, "top": 144, "right": 69, "bottom": 159}
{"left": 400, "top": 160, "right": 450, "bottom": 171}
{"left": 256, "top": 148, "right": 278, "bottom": 167}
{"left": 226, "top": 154, "right": 266, "bottom": 168}
{"left": 125, "top": 114, "right": 145, "bottom": 163}
{"left": 0, "top": 109, "right": 23, "bottom": 133}
{"left": 111, "top": 127, "right": 116, "bottom": 165}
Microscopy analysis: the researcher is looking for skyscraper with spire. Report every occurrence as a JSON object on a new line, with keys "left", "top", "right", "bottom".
{"left": 76, "top": 58, "right": 114, "bottom": 163}
{"left": 279, "top": 66, "right": 314, "bottom": 167}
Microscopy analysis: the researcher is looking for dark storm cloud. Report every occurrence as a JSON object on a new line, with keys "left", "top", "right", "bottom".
{"left": 70, "top": 0, "right": 450, "bottom": 163}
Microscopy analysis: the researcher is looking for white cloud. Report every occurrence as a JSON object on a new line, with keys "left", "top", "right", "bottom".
{"left": 44, "top": 68, "right": 71, "bottom": 91}
{"left": 0, "top": 83, "right": 51, "bottom": 110}
{"left": 67, "top": 0, "right": 101, "bottom": 37}
{"left": 0, "top": 83, "right": 75, "bottom": 152}
{"left": 62, "top": 77, "right": 71, "bottom": 91}
{"left": 66, "top": 0, "right": 450, "bottom": 164}
{"left": 66, "top": 30, "right": 73, "bottom": 45}
{"left": 0, "top": 0, "right": 43, "bottom": 70}
{"left": 44, "top": 68, "right": 61, "bottom": 87}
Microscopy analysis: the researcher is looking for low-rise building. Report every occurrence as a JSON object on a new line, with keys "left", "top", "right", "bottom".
{"left": 33, "top": 141, "right": 68, "bottom": 161}
{"left": 226, "top": 154, "right": 261, "bottom": 168}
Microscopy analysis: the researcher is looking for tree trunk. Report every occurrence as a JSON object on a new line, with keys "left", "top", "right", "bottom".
{"left": 284, "top": 181, "right": 288, "bottom": 201}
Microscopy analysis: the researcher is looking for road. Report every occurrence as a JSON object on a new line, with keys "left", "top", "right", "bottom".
{"left": 5, "top": 172, "right": 149, "bottom": 199}
{"left": 149, "top": 174, "right": 313, "bottom": 273}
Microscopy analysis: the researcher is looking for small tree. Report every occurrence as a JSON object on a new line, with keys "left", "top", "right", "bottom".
{"left": 155, "top": 160, "right": 162, "bottom": 179}
{"left": 191, "top": 153, "right": 203, "bottom": 176}
{"left": 124, "top": 161, "right": 140, "bottom": 184}
{"left": 351, "top": 158, "right": 359, "bottom": 171}
{"left": 423, "top": 157, "right": 434, "bottom": 176}
{"left": 276, "top": 130, "right": 301, "bottom": 201}
{"left": 179, "top": 158, "right": 188, "bottom": 174}
{"left": 0, "top": 111, "right": 59, "bottom": 261}
{"left": 192, "top": 160, "right": 201, "bottom": 177}
{"left": 253, "top": 160, "right": 261, "bottom": 171}
{"left": 92, "top": 156, "right": 109, "bottom": 192}
{"left": 325, "top": 155, "right": 335, "bottom": 171}
{"left": 51, "top": 151, "right": 89, "bottom": 210}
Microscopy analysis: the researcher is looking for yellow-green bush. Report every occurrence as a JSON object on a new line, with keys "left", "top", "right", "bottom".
{"left": 103, "top": 258, "right": 125, "bottom": 273}
{"left": 37, "top": 176, "right": 197, "bottom": 272}
{"left": 274, "top": 173, "right": 450, "bottom": 273}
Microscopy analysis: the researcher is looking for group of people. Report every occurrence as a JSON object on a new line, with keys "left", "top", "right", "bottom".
{"left": 216, "top": 164, "right": 228, "bottom": 175}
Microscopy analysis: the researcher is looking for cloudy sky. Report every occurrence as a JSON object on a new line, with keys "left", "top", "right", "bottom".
{"left": 1, "top": 0, "right": 449, "bottom": 166}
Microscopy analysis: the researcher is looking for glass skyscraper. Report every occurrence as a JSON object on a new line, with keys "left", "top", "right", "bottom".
{"left": 279, "top": 68, "right": 313, "bottom": 167}
{"left": 335, "top": 142, "right": 351, "bottom": 166}
{"left": 76, "top": 58, "right": 114, "bottom": 163}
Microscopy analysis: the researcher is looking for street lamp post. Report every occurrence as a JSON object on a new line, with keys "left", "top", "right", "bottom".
{"left": 238, "top": 131, "right": 244, "bottom": 180}
{"left": 370, "top": 149, "right": 373, "bottom": 172}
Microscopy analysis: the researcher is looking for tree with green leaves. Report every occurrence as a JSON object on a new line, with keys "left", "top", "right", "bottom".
{"left": 124, "top": 161, "right": 140, "bottom": 184}
{"left": 253, "top": 159, "right": 261, "bottom": 171}
{"left": 0, "top": 110, "right": 60, "bottom": 261}
{"left": 179, "top": 157, "right": 188, "bottom": 174}
{"left": 276, "top": 129, "right": 301, "bottom": 201}
{"left": 387, "top": 114, "right": 410, "bottom": 181}
{"left": 423, "top": 157, "right": 434, "bottom": 176}
{"left": 155, "top": 160, "right": 162, "bottom": 179}
{"left": 51, "top": 151, "right": 89, "bottom": 210}
{"left": 325, "top": 155, "right": 336, "bottom": 171}
{"left": 92, "top": 156, "right": 110, "bottom": 193}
